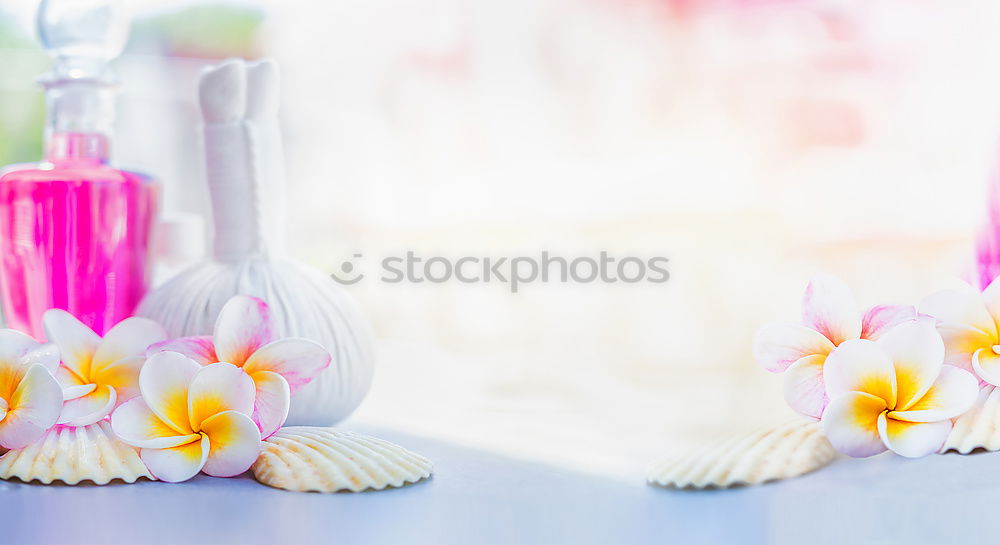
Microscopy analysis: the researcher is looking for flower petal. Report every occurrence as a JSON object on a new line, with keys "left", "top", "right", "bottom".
{"left": 877, "top": 414, "right": 951, "bottom": 458}
{"left": 782, "top": 354, "right": 828, "bottom": 419}
{"left": 43, "top": 309, "right": 100, "bottom": 380}
{"left": 823, "top": 339, "right": 897, "bottom": 407}
{"left": 249, "top": 370, "right": 290, "bottom": 439}
{"left": 974, "top": 347, "right": 1000, "bottom": 386}
{"left": 874, "top": 320, "right": 944, "bottom": 410}
{"left": 140, "top": 434, "right": 209, "bottom": 483}
{"left": 888, "top": 365, "right": 979, "bottom": 422}
{"left": 187, "top": 363, "right": 256, "bottom": 432}
{"left": 91, "top": 317, "right": 166, "bottom": 373}
{"left": 752, "top": 323, "right": 835, "bottom": 373}
{"left": 920, "top": 288, "right": 997, "bottom": 338}
{"left": 0, "top": 329, "right": 44, "bottom": 366}
{"left": 199, "top": 410, "right": 261, "bottom": 477}
{"left": 147, "top": 336, "right": 218, "bottom": 366}
{"left": 982, "top": 275, "right": 1000, "bottom": 331}
{"left": 0, "top": 365, "right": 63, "bottom": 448}
{"left": 57, "top": 384, "right": 116, "bottom": 426}
{"left": 243, "top": 338, "right": 331, "bottom": 393}
{"left": 821, "top": 391, "right": 888, "bottom": 457}
{"left": 21, "top": 343, "right": 60, "bottom": 374}
{"left": 92, "top": 356, "right": 145, "bottom": 403}
{"left": 112, "top": 397, "right": 201, "bottom": 449}
{"left": 139, "top": 351, "right": 201, "bottom": 435}
{"left": 860, "top": 305, "right": 917, "bottom": 340}
{"left": 62, "top": 383, "right": 96, "bottom": 401}
{"left": 937, "top": 322, "right": 994, "bottom": 376}
{"left": 0, "top": 358, "right": 27, "bottom": 403}
{"left": 801, "top": 274, "right": 862, "bottom": 345}
{"left": 214, "top": 295, "right": 276, "bottom": 367}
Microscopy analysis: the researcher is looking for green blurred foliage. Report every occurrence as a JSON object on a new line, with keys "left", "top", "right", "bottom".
{"left": 130, "top": 3, "right": 265, "bottom": 59}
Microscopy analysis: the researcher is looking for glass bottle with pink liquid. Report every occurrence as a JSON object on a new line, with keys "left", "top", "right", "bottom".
{"left": 0, "top": 0, "right": 158, "bottom": 337}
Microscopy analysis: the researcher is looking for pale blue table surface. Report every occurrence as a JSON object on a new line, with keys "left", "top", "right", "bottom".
{"left": 2, "top": 423, "right": 998, "bottom": 545}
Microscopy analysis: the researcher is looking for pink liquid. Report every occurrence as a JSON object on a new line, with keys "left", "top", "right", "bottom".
{"left": 0, "top": 133, "right": 158, "bottom": 337}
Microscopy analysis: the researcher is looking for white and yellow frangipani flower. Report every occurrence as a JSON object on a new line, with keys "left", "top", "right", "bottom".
{"left": 0, "top": 329, "right": 62, "bottom": 449}
{"left": 821, "top": 321, "right": 979, "bottom": 458}
{"left": 43, "top": 309, "right": 167, "bottom": 427}
{"left": 754, "top": 274, "right": 917, "bottom": 419}
{"left": 920, "top": 276, "right": 1000, "bottom": 387}
{"left": 111, "top": 351, "right": 261, "bottom": 482}
{"left": 148, "top": 295, "right": 331, "bottom": 439}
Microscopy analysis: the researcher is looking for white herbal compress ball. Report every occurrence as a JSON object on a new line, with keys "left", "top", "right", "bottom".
{"left": 137, "top": 59, "right": 374, "bottom": 425}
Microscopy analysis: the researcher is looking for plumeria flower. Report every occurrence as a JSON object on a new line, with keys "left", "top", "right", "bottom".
{"left": 111, "top": 351, "right": 262, "bottom": 482}
{"left": 148, "top": 295, "right": 330, "bottom": 438}
{"left": 0, "top": 330, "right": 62, "bottom": 449}
{"left": 43, "top": 309, "right": 167, "bottom": 427}
{"left": 753, "top": 274, "right": 917, "bottom": 419}
{"left": 821, "top": 321, "right": 978, "bottom": 458}
{"left": 920, "top": 276, "right": 1000, "bottom": 386}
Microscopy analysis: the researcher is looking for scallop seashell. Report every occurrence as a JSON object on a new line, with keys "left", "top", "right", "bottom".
{"left": 647, "top": 419, "right": 836, "bottom": 489}
{"left": 252, "top": 427, "right": 432, "bottom": 493}
{"left": 0, "top": 421, "right": 153, "bottom": 485}
{"left": 941, "top": 385, "right": 1000, "bottom": 454}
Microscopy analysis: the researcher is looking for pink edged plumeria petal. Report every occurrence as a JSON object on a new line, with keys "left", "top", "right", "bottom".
{"left": 187, "top": 363, "right": 255, "bottom": 431}
{"left": 248, "top": 370, "right": 290, "bottom": 439}
{"left": 752, "top": 323, "right": 835, "bottom": 373}
{"left": 139, "top": 351, "right": 201, "bottom": 435}
{"left": 214, "top": 295, "right": 277, "bottom": 366}
{"left": 91, "top": 317, "right": 167, "bottom": 372}
{"left": 147, "top": 336, "right": 218, "bottom": 365}
{"left": 782, "top": 354, "right": 828, "bottom": 419}
{"left": 112, "top": 397, "right": 202, "bottom": 449}
{"left": 888, "top": 366, "right": 979, "bottom": 423}
{"left": 874, "top": 320, "right": 943, "bottom": 411}
{"left": 243, "top": 338, "right": 331, "bottom": 393}
{"left": 0, "top": 365, "right": 63, "bottom": 449}
{"left": 877, "top": 414, "right": 951, "bottom": 458}
{"left": 801, "top": 273, "right": 862, "bottom": 345}
{"left": 57, "top": 384, "right": 116, "bottom": 426}
{"left": 973, "top": 348, "right": 1000, "bottom": 387}
{"left": 821, "top": 391, "right": 888, "bottom": 458}
{"left": 42, "top": 309, "right": 100, "bottom": 379}
{"left": 140, "top": 434, "right": 210, "bottom": 483}
{"left": 920, "top": 288, "right": 998, "bottom": 339}
{"left": 860, "top": 305, "right": 918, "bottom": 341}
{"left": 823, "top": 339, "right": 898, "bottom": 408}
{"left": 199, "top": 410, "right": 262, "bottom": 477}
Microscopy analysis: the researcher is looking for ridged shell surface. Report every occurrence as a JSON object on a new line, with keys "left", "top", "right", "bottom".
{"left": 942, "top": 386, "right": 1000, "bottom": 454}
{"left": 647, "top": 419, "right": 836, "bottom": 489}
{"left": 252, "top": 427, "right": 432, "bottom": 492}
{"left": 0, "top": 421, "right": 153, "bottom": 485}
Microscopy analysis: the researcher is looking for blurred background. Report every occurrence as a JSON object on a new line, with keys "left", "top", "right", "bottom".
{"left": 2, "top": 0, "right": 1000, "bottom": 480}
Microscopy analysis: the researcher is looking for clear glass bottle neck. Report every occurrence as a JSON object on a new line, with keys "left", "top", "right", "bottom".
{"left": 42, "top": 79, "right": 115, "bottom": 164}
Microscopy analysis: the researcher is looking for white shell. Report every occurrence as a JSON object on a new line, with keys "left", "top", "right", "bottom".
{"left": 942, "top": 385, "right": 1000, "bottom": 453}
{"left": 0, "top": 421, "right": 153, "bottom": 485}
{"left": 252, "top": 427, "right": 432, "bottom": 493}
{"left": 647, "top": 419, "right": 836, "bottom": 489}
